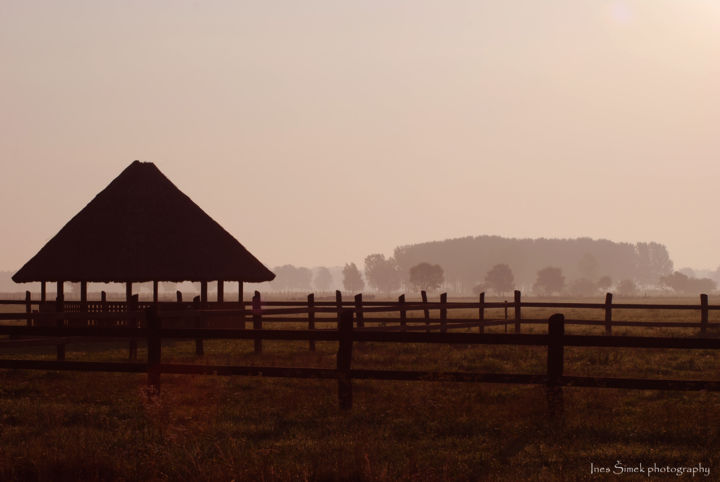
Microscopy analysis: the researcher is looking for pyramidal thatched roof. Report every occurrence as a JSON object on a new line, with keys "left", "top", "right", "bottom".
{"left": 13, "top": 161, "right": 275, "bottom": 283}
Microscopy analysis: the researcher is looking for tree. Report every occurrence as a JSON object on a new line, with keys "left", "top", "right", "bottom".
{"left": 313, "top": 267, "right": 333, "bottom": 292}
{"left": 597, "top": 276, "right": 612, "bottom": 292}
{"left": 660, "top": 271, "right": 717, "bottom": 295}
{"left": 364, "top": 254, "right": 401, "bottom": 293}
{"left": 409, "top": 263, "right": 444, "bottom": 292}
{"left": 568, "top": 278, "right": 598, "bottom": 297}
{"left": 578, "top": 253, "right": 598, "bottom": 280}
{"left": 271, "top": 265, "right": 312, "bottom": 291}
{"left": 484, "top": 264, "right": 514, "bottom": 295}
{"left": 342, "top": 263, "right": 364, "bottom": 292}
{"left": 617, "top": 279, "right": 638, "bottom": 297}
{"left": 533, "top": 267, "right": 565, "bottom": 296}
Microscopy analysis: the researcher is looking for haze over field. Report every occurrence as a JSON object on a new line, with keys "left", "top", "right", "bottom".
{"left": 2, "top": 1, "right": 720, "bottom": 274}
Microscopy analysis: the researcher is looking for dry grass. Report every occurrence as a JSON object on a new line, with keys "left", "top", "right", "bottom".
{"left": 1, "top": 296, "right": 720, "bottom": 480}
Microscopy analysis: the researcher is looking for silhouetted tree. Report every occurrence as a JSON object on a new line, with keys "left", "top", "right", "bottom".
{"left": 313, "top": 267, "right": 333, "bottom": 292}
{"left": 617, "top": 279, "right": 638, "bottom": 297}
{"left": 660, "top": 271, "right": 716, "bottom": 295}
{"left": 533, "top": 267, "right": 565, "bottom": 296}
{"left": 342, "top": 263, "right": 364, "bottom": 292}
{"left": 409, "top": 262, "right": 444, "bottom": 292}
{"left": 485, "top": 264, "right": 514, "bottom": 295}
{"left": 597, "top": 276, "right": 612, "bottom": 291}
{"left": 568, "top": 278, "right": 598, "bottom": 297}
{"left": 364, "top": 254, "right": 401, "bottom": 293}
{"left": 272, "top": 265, "right": 312, "bottom": 291}
{"left": 636, "top": 242, "right": 673, "bottom": 285}
{"left": 578, "top": 253, "right": 598, "bottom": 280}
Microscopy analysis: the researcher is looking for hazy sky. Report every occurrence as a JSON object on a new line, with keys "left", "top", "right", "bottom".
{"left": 2, "top": 1, "right": 719, "bottom": 274}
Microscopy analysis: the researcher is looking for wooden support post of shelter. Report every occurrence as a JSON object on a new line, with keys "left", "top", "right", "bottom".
{"left": 195, "top": 281, "right": 207, "bottom": 355}
{"left": 398, "top": 294, "right": 407, "bottom": 332}
{"left": 24, "top": 290, "right": 31, "bottom": 327}
{"left": 153, "top": 281, "right": 159, "bottom": 303}
{"left": 440, "top": 292, "right": 448, "bottom": 333}
{"left": 337, "top": 309, "right": 354, "bottom": 410}
{"left": 253, "top": 291, "right": 262, "bottom": 354}
{"left": 41, "top": 281, "right": 46, "bottom": 302}
{"left": 194, "top": 295, "right": 203, "bottom": 356}
{"left": 238, "top": 282, "right": 245, "bottom": 330}
{"left": 176, "top": 291, "right": 182, "bottom": 303}
{"left": 701, "top": 293, "right": 709, "bottom": 335}
{"left": 478, "top": 292, "right": 485, "bottom": 333}
{"left": 307, "top": 293, "right": 316, "bottom": 352}
{"left": 604, "top": 293, "right": 613, "bottom": 335}
{"left": 80, "top": 281, "right": 88, "bottom": 325}
{"left": 101, "top": 291, "right": 108, "bottom": 328}
{"left": 547, "top": 313, "right": 565, "bottom": 418}
{"left": 128, "top": 294, "right": 139, "bottom": 361}
{"left": 217, "top": 280, "right": 224, "bottom": 304}
{"left": 514, "top": 290, "right": 522, "bottom": 333}
{"left": 354, "top": 293, "right": 364, "bottom": 329}
{"left": 56, "top": 281, "right": 65, "bottom": 361}
{"left": 421, "top": 290, "right": 430, "bottom": 332}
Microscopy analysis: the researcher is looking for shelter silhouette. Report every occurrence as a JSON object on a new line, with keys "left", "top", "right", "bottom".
{"left": 13, "top": 160, "right": 274, "bottom": 303}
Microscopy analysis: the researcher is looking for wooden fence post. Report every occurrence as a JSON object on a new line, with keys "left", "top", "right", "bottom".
{"left": 25, "top": 290, "right": 31, "bottom": 327}
{"left": 307, "top": 293, "right": 316, "bottom": 351}
{"left": 176, "top": 291, "right": 182, "bottom": 303}
{"left": 440, "top": 292, "right": 447, "bottom": 333}
{"left": 238, "top": 282, "right": 245, "bottom": 330}
{"left": 147, "top": 305, "right": 161, "bottom": 389}
{"left": 514, "top": 290, "right": 522, "bottom": 333}
{"left": 701, "top": 293, "right": 708, "bottom": 335}
{"left": 335, "top": 290, "right": 343, "bottom": 317}
{"left": 129, "top": 294, "right": 139, "bottom": 361}
{"left": 478, "top": 292, "right": 485, "bottom": 334}
{"left": 421, "top": 290, "right": 430, "bottom": 332}
{"left": 399, "top": 294, "right": 406, "bottom": 332}
{"left": 193, "top": 296, "right": 204, "bottom": 356}
{"left": 354, "top": 294, "right": 364, "bottom": 329}
{"left": 337, "top": 309, "right": 354, "bottom": 410}
{"left": 547, "top": 313, "right": 565, "bottom": 418}
{"left": 604, "top": 293, "right": 613, "bottom": 335}
{"left": 253, "top": 291, "right": 262, "bottom": 354}
{"left": 56, "top": 281, "right": 65, "bottom": 361}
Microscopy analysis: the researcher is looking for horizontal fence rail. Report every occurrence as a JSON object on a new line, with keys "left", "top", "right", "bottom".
{"left": 1, "top": 299, "right": 720, "bottom": 413}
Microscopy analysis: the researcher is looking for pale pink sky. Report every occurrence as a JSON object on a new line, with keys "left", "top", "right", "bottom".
{"left": 2, "top": 1, "right": 720, "bottom": 272}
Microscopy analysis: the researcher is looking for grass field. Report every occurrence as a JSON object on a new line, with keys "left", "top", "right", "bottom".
{"left": 1, "top": 296, "right": 719, "bottom": 480}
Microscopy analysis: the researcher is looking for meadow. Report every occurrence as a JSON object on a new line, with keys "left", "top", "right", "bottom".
{"left": 0, "top": 295, "right": 719, "bottom": 481}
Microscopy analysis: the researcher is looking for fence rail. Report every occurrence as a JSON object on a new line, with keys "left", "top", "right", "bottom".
{"left": 2, "top": 303, "right": 720, "bottom": 413}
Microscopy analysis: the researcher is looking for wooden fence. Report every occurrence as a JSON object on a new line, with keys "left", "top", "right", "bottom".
{"left": 1, "top": 302, "right": 720, "bottom": 413}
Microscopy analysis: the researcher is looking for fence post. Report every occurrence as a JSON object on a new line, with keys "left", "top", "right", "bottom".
{"left": 337, "top": 309, "right": 354, "bottom": 410}
{"left": 25, "top": 290, "right": 31, "bottom": 327}
{"left": 514, "top": 290, "right": 521, "bottom": 333}
{"left": 604, "top": 293, "right": 613, "bottom": 335}
{"left": 399, "top": 294, "right": 406, "bottom": 332}
{"left": 440, "top": 292, "right": 447, "bottom": 333}
{"left": 308, "top": 293, "right": 316, "bottom": 352}
{"left": 56, "top": 281, "right": 65, "bottom": 360}
{"left": 129, "top": 294, "right": 139, "bottom": 361}
{"left": 147, "top": 305, "right": 161, "bottom": 389}
{"left": 253, "top": 291, "right": 262, "bottom": 354}
{"left": 238, "top": 282, "right": 245, "bottom": 330}
{"left": 701, "top": 293, "right": 708, "bottom": 335}
{"left": 354, "top": 293, "right": 364, "bottom": 329}
{"left": 193, "top": 296, "right": 204, "bottom": 355}
{"left": 335, "top": 290, "right": 343, "bottom": 317}
{"left": 478, "top": 292, "right": 485, "bottom": 334}
{"left": 547, "top": 313, "right": 565, "bottom": 418}
{"left": 421, "top": 290, "right": 430, "bottom": 332}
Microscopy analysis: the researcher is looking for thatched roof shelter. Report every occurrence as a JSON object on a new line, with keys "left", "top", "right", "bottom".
{"left": 13, "top": 161, "right": 275, "bottom": 285}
